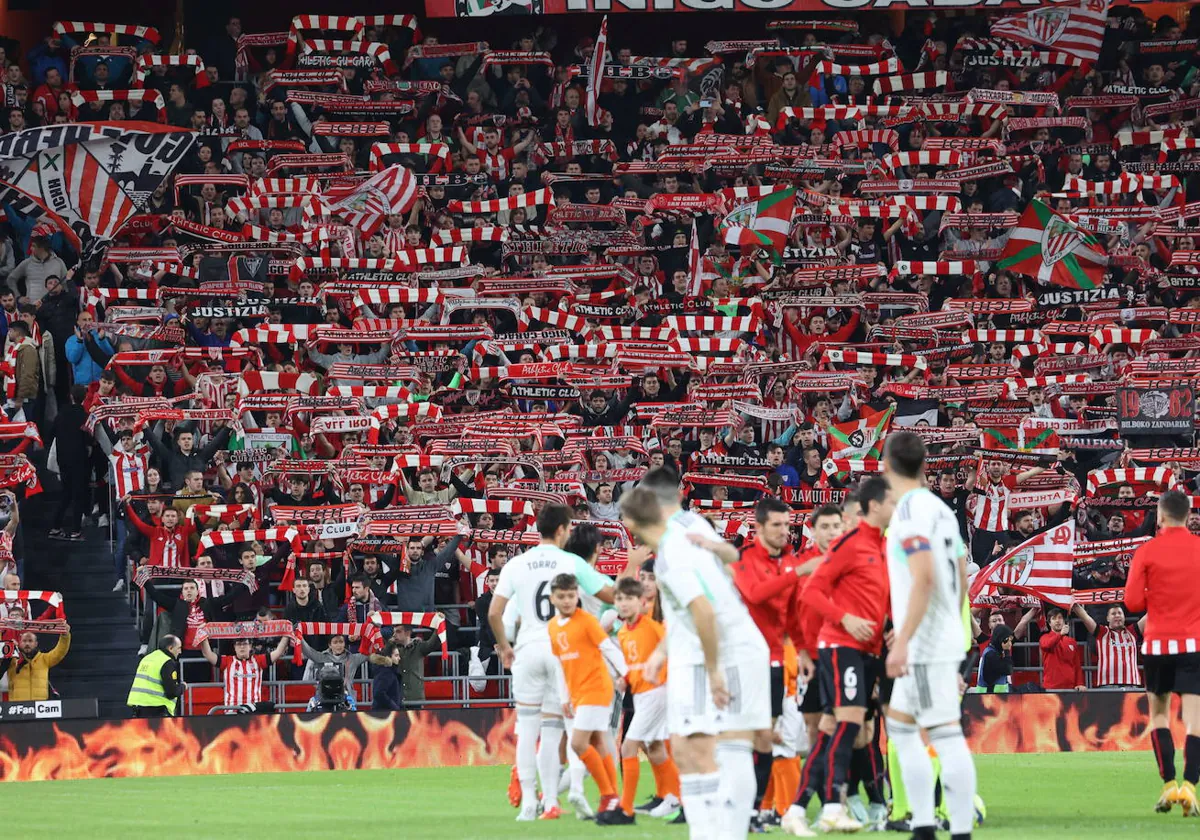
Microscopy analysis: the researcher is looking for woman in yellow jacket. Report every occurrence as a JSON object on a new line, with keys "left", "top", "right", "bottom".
{"left": 5, "top": 628, "right": 70, "bottom": 701}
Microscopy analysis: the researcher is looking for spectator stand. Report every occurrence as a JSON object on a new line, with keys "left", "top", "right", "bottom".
{"left": 0, "top": 6, "right": 1195, "bottom": 714}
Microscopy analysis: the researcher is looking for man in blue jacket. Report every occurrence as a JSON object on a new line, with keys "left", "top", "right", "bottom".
{"left": 64, "top": 312, "right": 112, "bottom": 387}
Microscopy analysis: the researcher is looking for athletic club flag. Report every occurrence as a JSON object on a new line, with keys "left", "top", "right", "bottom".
{"left": 719, "top": 186, "right": 795, "bottom": 257}
{"left": 989, "top": 0, "right": 1109, "bottom": 63}
{"left": 969, "top": 521, "right": 1076, "bottom": 608}
{"left": 997, "top": 199, "right": 1107, "bottom": 290}
{"left": 586, "top": 16, "right": 608, "bottom": 127}
{"left": 828, "top": 404, "right": 894, "bottom": 459}
{"left": 317, "top": 164, "right": 417, "bottom": 236}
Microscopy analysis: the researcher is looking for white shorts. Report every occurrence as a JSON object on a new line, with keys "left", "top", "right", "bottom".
{"left": 511, "top": 643, "right": 562, "bottom": 715}
{"left": 889, "top": 661, "right": 962, "bottom": 729}
{"left": 626, "top": 685, "right": 669, "bottom": 744}
{"left": 772, "top": 694, "right": 802, "bottom": 759}
{"left": 668, "top": 646, "right": 772, "bottom": 737}
{"left": 573, "top": 703, "right": 613, "bottom": 732}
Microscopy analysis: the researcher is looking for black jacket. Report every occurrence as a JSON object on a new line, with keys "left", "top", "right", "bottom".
{"left": 371, "top": 665, "right": 404, "bottom": 711}
{"left": 311, "top": 569, "right": 345, "bottom": 619}
{"left": 143, "top": 579, "right": 243, "bottom": 641}
{"left": 35, "top": 288, "right": 78, "bottom": 349}
{"left": 52, "top": 402, "right": 90, "bottom": 463}
{"left": 144, "top": 424, "right": 231, "bottom": 487}
{"left": 475, "top": 591, "right": 497, "bottom": 659}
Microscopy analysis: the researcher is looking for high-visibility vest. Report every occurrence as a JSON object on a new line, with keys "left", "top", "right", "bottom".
{"left": 127, "top": 649, "right": 177, "bottom": 714}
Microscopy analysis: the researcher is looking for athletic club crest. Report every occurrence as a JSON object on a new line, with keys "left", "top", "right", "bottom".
{"left": 1041, "top": 215, "right": 1083, "bottom": 266}
{"left": 1027, "top": 8, "right": 1070, "bottom": 45}
{"left": 997, "top": 547, "right": 1035, "bottom": 587}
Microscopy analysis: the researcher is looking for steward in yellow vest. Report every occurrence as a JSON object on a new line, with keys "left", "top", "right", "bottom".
{"left": 127, "top": 635, "right": 183, "bottom": 717}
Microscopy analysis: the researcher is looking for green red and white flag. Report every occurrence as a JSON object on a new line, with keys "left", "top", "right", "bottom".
{"left": 997, "top": 199, "right": 1107, "bottom": 290}
{"left": 720, "top": 186, "right": 795, "bottom": 257}
{"left": 829, "top": 404, "right": 894, "bottom": 459}
{"left": 981, "top": 425, "right": 1061, "bottom": 456}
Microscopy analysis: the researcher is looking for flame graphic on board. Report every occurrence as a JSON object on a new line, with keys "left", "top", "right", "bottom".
{"left": 963, "top": 692, "right": 1178, "bottom": 754}
{"left": 0, "top": 709, "right": 517, "bottom": 782}
{"left": 0, "top": 694, "right": 1169, "bottom": 783}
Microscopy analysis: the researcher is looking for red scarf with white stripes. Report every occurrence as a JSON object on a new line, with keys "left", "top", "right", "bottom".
{"left": 1, "top": 337, "right": 33, "bottom": 400}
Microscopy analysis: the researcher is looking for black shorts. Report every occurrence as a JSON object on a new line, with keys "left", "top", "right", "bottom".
{"left": 770, "top": 664, "right": 785, "bottom": 718}
{"left": 1146, "top": 653, "right": 1200, "bottom": 697}
{"left": 800, "top": 676, "right": 823, "bottom": 714}
{"left": 818, "top": 647, "right": 879, "bottom": 713}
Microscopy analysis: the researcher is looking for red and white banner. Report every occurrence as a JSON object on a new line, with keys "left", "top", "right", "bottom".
{"left": 970, "top": 521, "right": 1076, "bottom": 608}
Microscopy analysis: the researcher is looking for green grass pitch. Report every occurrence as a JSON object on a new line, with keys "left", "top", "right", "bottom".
{"left": 2, "top": 751, "right": 1191, "bottom": 838}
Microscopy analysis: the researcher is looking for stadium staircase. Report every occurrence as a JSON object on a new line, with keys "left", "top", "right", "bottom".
{"left": 24, "top": 494, "right": 139, "bottom": 719}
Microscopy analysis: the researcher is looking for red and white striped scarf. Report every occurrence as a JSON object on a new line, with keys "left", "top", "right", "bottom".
{"left": 890, "top": 260, "right": 978, "bottom": 279}
{"left": 370, "top": 611, "right": 448, "bottom": 657}
{"left": 53, "top": 21, "right": 161, "bottom": 42}
{"left": 814, "top": 57, "right": 903, "bottom": 76}
{"left": 195, "top": 527, "right": 302, "bottom": 559}
{"left": 823, "top": 348, "right": 928, "bottom": 370}
{"left": 448, "top": 187, "right": 555, "bottom": 215}
{"left": 368, "top": 143, "right": 450, "bottom": 173}
{"left": 872, "top": 71, "right": 946, "bottom": 95}
{"left": 878, "top": 150, "right": 967, "bottom": 174}
{"left": 241, "top": 223, "right": 329, "bottom": 245}
{"left": 237, "top": 371, "right": 320, "bottom": 396}
{"left": 135, "top": 54, "right": 207, "bottom": 88}
{"left": 1, "top": 337, "right": 33, "bottom": 400}
{"left": 1062, "top": 172, "right": 1181, "bottom": 196}
{"left": 71, "top": 89, "right": 166, "bottom": 121}
{"left": 829, "top": 129, "right": 900, "bottom": 153}
{"left": 431, "top": 226, "right": 509, "bottom": 246}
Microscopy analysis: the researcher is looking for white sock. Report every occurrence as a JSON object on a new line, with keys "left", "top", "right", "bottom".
{"left": 681, "top": 771, "right": 722, "bottom": 840}
{"left": 515, "top": 706, "right": 541, "bottom": 809}
{"left": 716, "top": 740, "right": 756, "bottom": 839}
{"left": 538, "top": 717, "right": 565, "bottom": 808}
{"left": 889, "top": 718, "right": 936, "bottom": 828}
{"left": 930, "top": 723, "right": 977, "bottom": 835}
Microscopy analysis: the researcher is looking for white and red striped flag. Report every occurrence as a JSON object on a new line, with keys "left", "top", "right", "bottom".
{"left": 969, "top": 521, "right": 1076, "bottom": 608}
{"left": 314, "top": 164, "right": 417, "bottom": 236}
{"left": 586, "top": 16, "right": 609, "bottom": 127}
{"left": 989, "top": 0, "right": 1109, "bottom": 63}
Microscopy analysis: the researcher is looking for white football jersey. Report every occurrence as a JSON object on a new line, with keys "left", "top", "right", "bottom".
{"left": 887, "top": 487, "right": 967, "bottom": 665}
{"left": 495, "top": 543, "right": 611, "bottom": 651}
{"left": 655, "top": 509, "right": 766, "bottom": 665}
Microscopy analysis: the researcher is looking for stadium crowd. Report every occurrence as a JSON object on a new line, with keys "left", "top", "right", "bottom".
{"left": 0, "top": 2, "right": 1198, "bottom": 714}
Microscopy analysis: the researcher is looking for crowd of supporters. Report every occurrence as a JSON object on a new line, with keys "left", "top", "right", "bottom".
{"left": 0, "top": 4, "right": 1197, "bottom": 708}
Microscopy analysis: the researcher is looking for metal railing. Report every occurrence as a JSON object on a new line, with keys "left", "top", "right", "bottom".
{"left": 186, "top": 673, "right": 512, "bottom": 716}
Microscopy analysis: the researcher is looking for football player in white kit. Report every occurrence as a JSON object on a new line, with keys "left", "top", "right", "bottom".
{"left": 882, "top": 432, "right": 978, "bottom": 840}
{"left": 488, "top": 504, "right": 617, "bottom": 821}
{"left": 621, "top": 468, "right": 771, "bottom": 840}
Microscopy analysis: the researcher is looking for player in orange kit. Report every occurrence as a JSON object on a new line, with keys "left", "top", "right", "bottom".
{"left": 615, "top": 576, "right": 682, "bottom": 820}
{"left": 548, "top": 572, "right": 631, "bottom": 825}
